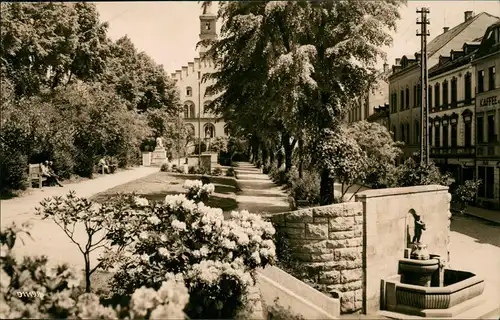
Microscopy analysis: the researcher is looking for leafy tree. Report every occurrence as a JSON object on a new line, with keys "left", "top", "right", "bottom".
{"left": 201, "top": 1, "right": 405, "bottom": 204}
{"left": 388, "top": 153, "right": 452, "bottom": 188}
{"left": 453, "top": 180, "right": 481, "bottom": 214}
{"left": 346, "top": 121, "right": 403, "bottom": 192}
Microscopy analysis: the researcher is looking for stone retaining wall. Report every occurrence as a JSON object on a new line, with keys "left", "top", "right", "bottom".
{"left": 266, "top": 202, "right": 364, "bottom": 314}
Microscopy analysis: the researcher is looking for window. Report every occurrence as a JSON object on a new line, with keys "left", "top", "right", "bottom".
{"left": 428, "top": 86, "right": 433, "bottom": 108}
{"left": 478, "top": 166, "right": 486, "bottom": 198}
{"left": 205, "top": 21, "right": 211, "bottom": 31}
{"left": 434, "top": 123, "right": 441, "bottom": 147}
{"left": 488, "top": 115, "right": 496, "bottom": 142}
{"left": 364, "top": 99, "right": 369, "bottom": 120}
{"left": 464, "top": 72, "right": 472, "bottom": 102}
{"left": 400, "top": 90, "right": 404, "bottom": 111}
{"left": 434, "top": 83, "right": 440, "bottom": 108}
{"left": 198, "top": 71, "right": 201, "bottom": 79}
{"left": 183, "top": 102, "right": 195, "bottom": 118}
{"left": 406, "top": 124, "right": 410, "bottom": 144}
{"left": 443, "top": 124, "right": 449, "bottom": 147}
{"left": 183, "top": 105, "right": 189, "bottom": 118}
{"left": 417, "top": 84, "right": 422, "bottom": 107}
{"left": 451, "top": 78, "right": 457, "bottom": 106}
{"left": 186, "top": 87, "right": 192, "bottom": 97}
{"left": 486, "top": 167, "right": 494, "bottom": 199}
{"left": 413, "top": 85, "right": 417, "bottom": 107}
{"left": 488, "top": 66, "right": 496, "bottom": 90}
{"left": 204, "top": 123, "right": 215, "bottom": 138}
{"left": 429, "top": 125, "right": 433, "bottom": 146}
{"left": 478, "top": 70, "right": 484, "bottom": 93}
{"left": 400, "top": 124, "right": 405, "bottom": 142}
{"left": 464, "top": 122, "right": 472, "bottom": 146}
{"left": 414, "top": 120, "right": 420, "bottom": 144}
{"left": 405, "top": 88, "right": 410, "bottom": 109}
{"left": 442, "top": 80, "right": 448, "bottom": 107}
{"left": 477, "top": 117, "right": 484, "bottom": 143}
{"left": 451, "top": 124, "right": 457, "bottom": 147}
{"left": 392, "top": 126, "right": 396, "bottom": 140}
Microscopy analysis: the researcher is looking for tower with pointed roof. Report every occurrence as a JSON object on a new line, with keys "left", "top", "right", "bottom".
{"left": 198, "top": 2, "right": 217, "bottom": 58}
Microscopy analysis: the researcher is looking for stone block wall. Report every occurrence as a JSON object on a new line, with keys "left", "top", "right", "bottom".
{"left": 266, "top": 202, "right": 364, "bottom": 314}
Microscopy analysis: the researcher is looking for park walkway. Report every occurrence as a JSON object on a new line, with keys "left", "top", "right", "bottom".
{"left": 233, "top": 162, "right": 290, "bottom": 215}
{"left": 1, "top": 166, "right": 159, "bottom": 267}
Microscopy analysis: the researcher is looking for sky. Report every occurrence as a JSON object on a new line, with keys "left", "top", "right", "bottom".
{"left": 94, "top": 1, "right": 500, "bottom": 74}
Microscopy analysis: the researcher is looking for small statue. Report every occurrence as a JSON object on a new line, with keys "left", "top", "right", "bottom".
{"left": 156, "top": 137, "right": 164, "bottom": 149}
{"left": 412, "top": 214, "right": 426, "bottom": 244}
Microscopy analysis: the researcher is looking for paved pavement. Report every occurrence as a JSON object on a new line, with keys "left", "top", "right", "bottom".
{"left": 233, "top": 162, "right": 290, "bottom": 214}
{"left": 449, "top": 214, "right": 500, "bottom": 306}
{"left": 1, "top": 166, "right": 159, "bottom": 268}
{"left": 455, "top": 205, "right": 500, "bottom": 224}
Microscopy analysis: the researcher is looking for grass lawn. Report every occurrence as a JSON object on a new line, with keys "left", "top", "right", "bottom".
{"left": 90, "top": 171, "right": 239, "bottom": 214}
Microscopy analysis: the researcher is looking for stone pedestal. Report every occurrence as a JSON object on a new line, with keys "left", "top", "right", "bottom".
{"left": 151, "top": 148, "right": 167, "bottom": 166}
{"left": 142, "top": 152, "right": 152, "bottom": 167}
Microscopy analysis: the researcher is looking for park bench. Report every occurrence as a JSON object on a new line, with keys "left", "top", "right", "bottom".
{"left": 98, "top": 159, "right": 118, "bottom": 174}
{"left": 27, "top": 164, "right": 47, "bottom": 189}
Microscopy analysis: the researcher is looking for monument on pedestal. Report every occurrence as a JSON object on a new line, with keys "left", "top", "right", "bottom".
{"left": 151, "top": 137, "right": 167, "bottom": 166}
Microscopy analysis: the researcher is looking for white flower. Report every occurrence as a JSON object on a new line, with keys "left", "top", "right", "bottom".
{"left": 171, "top": 219, "right": 187, "bottom": 231}
{"left": 134, "top": 197, "right": 149, "bottom": 207}
{"left": 199, "top": 246, "right": 209, "bottom": 257}
{"left": 251, "top": 251, "right": 262, "bottom": 264}
{"left": 0, "top": 244, "right": 9, "bottom": 258}
{"left": 140, "top": 254, "right": 150, "bottom": 262}
{"left": 158, "top": 247, "right": 170, "bottom": 257}
{"left": 148, "top": 215, "right": 161, "bottom": 225}
{"left": 130, "top": 287, "right": 158, "bottom": 316}
{"left": 160, "top": 234, "right": 168, "bottom": 242}
{"left": 139, "top": 231, "right": 149, "bottom": 240}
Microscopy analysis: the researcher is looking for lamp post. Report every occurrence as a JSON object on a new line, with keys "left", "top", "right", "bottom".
{"left": 177, "top": 111, "right": 181, "bottom": 167}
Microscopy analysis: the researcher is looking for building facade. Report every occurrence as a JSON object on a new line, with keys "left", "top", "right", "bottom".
{"left": 389, "top": 11, "right": 499, "bottom": 161}
{"left": 471, "top": 22, "right": 500, "bottom": 209}
{"left": 170, "top": 6, "right": 227, "bottom": 150}
{"left": 347, "top": 64, "right": 390, "bottom": 123}
{"left": 427, "top": 42, "right": 480, "bottom": 187}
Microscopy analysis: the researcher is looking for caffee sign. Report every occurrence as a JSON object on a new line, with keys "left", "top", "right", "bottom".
{"left": 479, "top": 95, "right": 498, "bottom": 107}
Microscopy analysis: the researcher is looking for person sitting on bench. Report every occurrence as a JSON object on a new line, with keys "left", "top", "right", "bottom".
{"left": 98, "top": 158, "right": 110, "bottom": 174}
{"left": 41, "top": 161, "right": 63, "bottom": 187}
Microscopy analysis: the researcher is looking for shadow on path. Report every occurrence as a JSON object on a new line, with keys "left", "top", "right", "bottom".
{"left": 234, "top": 162, "right": 290, "bottom": 215}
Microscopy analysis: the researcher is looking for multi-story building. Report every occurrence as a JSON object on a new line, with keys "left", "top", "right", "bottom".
{"left": 170, "top": 6, "right": 227, "bottom": 150}
{"left": 347, "top": 63, "right": 390, "bottom": 123}
{"left": 471, "top": 21, "right": 500, "bottom": 209}
{"left": 389, "top": 11, "right": 499, "bottom": 161}
{"left": 367, "top": 103, "right": 390, "bottom": 130}
{"left": 427, "top": 41, "right": 481, "bottom": 185}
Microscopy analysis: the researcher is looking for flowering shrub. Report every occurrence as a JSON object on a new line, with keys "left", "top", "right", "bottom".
{"left": 0, "top": 222, "right": 190, "bottom": 319}
{"left": 109, "top": 194, "right": 276, "bottom": 319}
{"left": 183, "top": 179, "right": 215, "bottom": 203}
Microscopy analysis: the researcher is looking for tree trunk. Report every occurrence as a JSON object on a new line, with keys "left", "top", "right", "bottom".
{"left": 282, "top": 132, "right": 295, "bottom": 172}
{"left": 269, "top": 148, "right": 275, "bottom": 166}
{"left": 84, "top": 256, "right": 91, "bottom": 293}
{"left": 320, "top": 168, "right": 335, "bottom": 205}
{"left": 262, "top": 145, "right": 269, "bottom": 167}
{"left": 298, "top": 136, "right": 304, "bottom": 178}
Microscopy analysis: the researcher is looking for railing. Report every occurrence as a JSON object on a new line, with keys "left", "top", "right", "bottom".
{"left": 477, "top": 144, "right": 500, "bottom": 157}
{"left": 430, "top": 146, "right": 476, "bottom": 157}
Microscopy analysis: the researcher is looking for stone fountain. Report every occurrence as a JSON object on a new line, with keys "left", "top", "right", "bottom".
{"left": 381, "top": 211, "right": 488, "bottom": 318}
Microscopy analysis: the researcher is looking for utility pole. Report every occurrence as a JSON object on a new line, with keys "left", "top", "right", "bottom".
{"left": 198, "top": 77, "right": 202, "bottom": 166}
{"left": 417, "top": 7, "right": 430, "bottom": 166}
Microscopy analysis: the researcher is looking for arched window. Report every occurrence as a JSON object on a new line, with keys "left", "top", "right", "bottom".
{"left": 186, "top": 87, "right": 192, "bottom": 97}
{"left": 204, "top": 123, "right": 215, "bottom": 139}
{"left": 224, "top": 126, "right": 230, "bottom": 136}
{"left": 183, "top": 101, "right": 195, "bottom": 118}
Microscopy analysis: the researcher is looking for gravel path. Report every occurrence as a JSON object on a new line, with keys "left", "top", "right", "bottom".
{"left": 1, "top": 166, "right": 159, "bottom": 267}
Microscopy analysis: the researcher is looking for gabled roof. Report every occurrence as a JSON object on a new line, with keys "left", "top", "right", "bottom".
{"left": 427, "top": 12, "right": 498, "bottom": 57}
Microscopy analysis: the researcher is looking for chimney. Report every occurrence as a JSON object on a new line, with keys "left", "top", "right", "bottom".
{"left": 443, "top": 27, "right": 449, "bottom": 33}
{"left": 383, "top": 63, "right": 388, "bottom": 73}
{"left": 464, "top": 11, "right": 474, "bottom": 22}
{"left": 395, "top": 58, "right": 401, "bottom": 65}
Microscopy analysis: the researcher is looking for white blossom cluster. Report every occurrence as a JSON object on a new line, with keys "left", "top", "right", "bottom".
{"left": 182, "top": 180, "right": 215, "bottom": 202}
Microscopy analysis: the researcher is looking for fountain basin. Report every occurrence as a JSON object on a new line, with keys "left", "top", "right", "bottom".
{"left": 382, "top": 269, "right": 485, "bottom": 317}
{"left": 398, "top": 258, "right": 440, "bottom": 287}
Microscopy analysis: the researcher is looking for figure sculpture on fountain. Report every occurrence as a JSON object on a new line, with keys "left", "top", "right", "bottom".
{"left": 412, "top": 214, "right": 426, "bottom": 243}
{"left": 155, "top": 137, "right": 164, "bottom": 150}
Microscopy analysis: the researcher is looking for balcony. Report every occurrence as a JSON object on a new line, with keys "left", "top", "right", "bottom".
{"left": 430, "top": 146, "right": 476, "bottom": 158}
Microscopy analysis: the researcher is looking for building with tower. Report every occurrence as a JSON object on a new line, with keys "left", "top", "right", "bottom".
{"left": 170, "top": 4, "right": 227, "bottom": 154}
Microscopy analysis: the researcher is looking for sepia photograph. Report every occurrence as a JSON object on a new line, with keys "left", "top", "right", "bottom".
{"left": 1, "top": 0, "right": 499, "bottom": 319}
